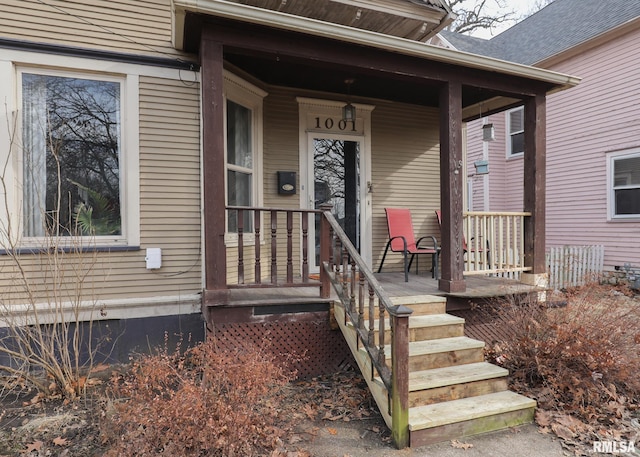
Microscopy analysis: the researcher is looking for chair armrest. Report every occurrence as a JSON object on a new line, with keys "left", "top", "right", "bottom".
{"left": 389, "top": 235, "right": 408, "bottom": 252}
{"left": 416, "top": 235, "right": 438, "bottom": 251}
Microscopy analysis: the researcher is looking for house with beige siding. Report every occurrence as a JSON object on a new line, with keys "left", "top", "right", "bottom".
{"left": 441, "top": 0, "right": 640, "bottom": 284}
{"left": 0, "top": 0, "right": 580, "bottom": 447}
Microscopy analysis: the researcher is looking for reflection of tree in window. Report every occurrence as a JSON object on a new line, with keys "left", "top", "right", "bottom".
{"left": 22, "top": 74, "right": 121, "bottom": 236}
{"left": 226, "top": 100, "right": 253, "bottom": 232}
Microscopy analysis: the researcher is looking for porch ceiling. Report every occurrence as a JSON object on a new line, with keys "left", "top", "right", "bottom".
{"left": 219, "top": 0, "right": 455, "bottom": 42}
{"left": 185, "top": 15, "right": 568, "bottom": 112}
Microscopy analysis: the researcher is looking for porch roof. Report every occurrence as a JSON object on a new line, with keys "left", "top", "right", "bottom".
{"left": 172, "top": 0, "right": 581, "bottom": 105}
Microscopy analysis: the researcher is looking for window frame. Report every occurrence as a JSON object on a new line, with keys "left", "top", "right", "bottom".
{"left": 223, "top": 72, "right": 266, "bottom": 246}
{"left": 12, "top": 65, "right": 140, "bottom": 248}
{"left": 505, "top": 106, "right": 524, "bottom": 158}
{"left": 607, "top": 148, "right": 640, "bottom": 221}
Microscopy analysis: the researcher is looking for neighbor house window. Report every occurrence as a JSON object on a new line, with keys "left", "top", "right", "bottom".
{"left": 224, "top": 73, "right": 266, "bottom": 237}
{"left": 608, "top": 150, "right": 640, "bottom": 219}
{"left": 506, "top": 107, "right": 524, "bottom": 157}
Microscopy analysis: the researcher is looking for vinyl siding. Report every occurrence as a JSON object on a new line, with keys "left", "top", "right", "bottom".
{"left": 371, "top": 101, "right": 441, "bottom": 271}
{"left": 465, "top": 26, "right": 640, "bottom": 270}
{"left": 1, "top": 0, "right": 183, "bottom": 59}
{"left": 545, "top": 26, "right": 640, "bottom": 269}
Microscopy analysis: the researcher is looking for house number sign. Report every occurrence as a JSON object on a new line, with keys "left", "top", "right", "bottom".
{"left": 312, "top": 116, "right": 358, "bottom": 133}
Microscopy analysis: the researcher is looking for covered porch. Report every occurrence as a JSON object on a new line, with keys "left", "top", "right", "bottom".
{"left": 172, "top": 0, "right": 579, "bottom": 448}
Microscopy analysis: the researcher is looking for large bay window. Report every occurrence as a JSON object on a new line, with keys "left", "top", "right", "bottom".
{"left": 22, "top": 72, "right": 122, "bottom": 238}
{"left": 9, "top": 66, "right": 140, "bottom": 247}
{"left": 608, "top": 149, "right": 640, "bottom": 219}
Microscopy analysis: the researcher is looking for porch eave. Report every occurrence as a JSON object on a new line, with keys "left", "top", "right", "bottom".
{"left": 172, "top": 0, "right": 580, "bottom": 92}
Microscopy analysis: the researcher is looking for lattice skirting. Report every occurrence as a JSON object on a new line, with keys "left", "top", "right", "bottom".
{"left": 210, "top": 320, "right": 356, "bottom": 378}
{"left": 449, "top": 307, "right": 516, "bottom": 345}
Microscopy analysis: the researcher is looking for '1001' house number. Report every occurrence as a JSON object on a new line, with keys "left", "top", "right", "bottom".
{"left": 314, "top": 117, "right": 356, "bottom": 132}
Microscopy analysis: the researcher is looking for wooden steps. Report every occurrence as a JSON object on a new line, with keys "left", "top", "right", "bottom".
{"left": 335, "top": 294, "right": 535, "bottom": 447}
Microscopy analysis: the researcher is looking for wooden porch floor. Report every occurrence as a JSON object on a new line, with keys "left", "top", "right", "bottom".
{"left": 223, "top": 272, "right": 543, "bottom": 307}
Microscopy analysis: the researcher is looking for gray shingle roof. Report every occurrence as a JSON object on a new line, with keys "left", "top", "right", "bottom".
{"left": 441, "top": 0, "right": 640, "bottom": 65}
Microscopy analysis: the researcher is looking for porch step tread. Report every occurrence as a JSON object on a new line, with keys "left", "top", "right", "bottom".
{"left": 409, "top": 391, "right": 536, "bottom": 431}
{"left": 385, "top": 336, "right": 485, "bottom": 358}
{"left": 408, "top": 362, "right": 509, "bottom": 392}
{"left": 370, "top": 314, "right": 465, "bottom": 331}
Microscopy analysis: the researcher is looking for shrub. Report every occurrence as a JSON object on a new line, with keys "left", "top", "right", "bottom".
{"left": 488, "top": 284, "right": 640, "bottom": 424}
{"left": 102, "top": 337, "right": 295, "bottom": 456}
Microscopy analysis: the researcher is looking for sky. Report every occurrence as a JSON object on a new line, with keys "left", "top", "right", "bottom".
{"left": 461, "top": 0, "right": 545, "bottom": 39}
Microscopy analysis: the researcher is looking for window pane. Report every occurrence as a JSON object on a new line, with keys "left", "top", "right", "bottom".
{"left": 227, "top": 100, "right": 252, "bottom": 169}
{"left": 227, "top": 170, "right": 252, "bottom": 232}
{"left": 22, "top": 73, "right": 121, "bottom": 237}
{"left": 615, "top": 188, "right": 640, "bottom": 215}
{"left": 509, "top": 108, "right": 524, "bottom": 134}
{"left": 614, "top": 157, "right": 640, "bottom": 186}
{"left": 511, "top": 132, "right": 524, "bottom": 155}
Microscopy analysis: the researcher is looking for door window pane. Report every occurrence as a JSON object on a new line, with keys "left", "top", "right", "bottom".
{"left": 22, "top": 73, "right": 121, "bottom": 237}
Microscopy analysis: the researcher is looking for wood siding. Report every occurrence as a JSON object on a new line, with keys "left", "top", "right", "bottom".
{"left": 1, "top": 0, "right": 184, "bottom": 59}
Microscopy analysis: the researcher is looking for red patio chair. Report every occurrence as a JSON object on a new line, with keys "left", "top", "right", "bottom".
{"left": 377, "top": 208, "right": 439, "bottom": 282}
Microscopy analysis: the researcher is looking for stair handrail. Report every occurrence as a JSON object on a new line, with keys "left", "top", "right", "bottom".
{"left": 319, "top": 205, "right": 412, "bottom": 448}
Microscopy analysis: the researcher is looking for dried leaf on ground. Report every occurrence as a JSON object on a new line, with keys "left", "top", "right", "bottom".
{"left": 24, "top": 440, "right": 44, "bottom": 452}
{"left": 53, "top": 436, "right": 69, "bottom": 446}
{"left": 451, "top": 439, "right": 473, "bottom": 449}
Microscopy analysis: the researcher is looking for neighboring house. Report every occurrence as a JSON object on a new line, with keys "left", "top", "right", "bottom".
{"left": 440, "top": 0, "right": 640, "bottom": 279}
{"left": 0, "top": 0, "right": 579, "bottom": 447}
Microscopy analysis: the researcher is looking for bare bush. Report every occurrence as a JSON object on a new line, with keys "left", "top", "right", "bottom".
{"left": 1, "top": 103, "right": 110, "bottom": 399}
{"left": 488, "top": 284, "right": 640, "bottom": 429}
{"left": 102, "top": 337, "right": 296, "bottom": 456}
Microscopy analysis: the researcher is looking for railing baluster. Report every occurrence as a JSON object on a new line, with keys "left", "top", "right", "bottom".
{"left": 302, "top": 212, "right": 309, "bottom": 282}
{"left": 238, "top": 208, "right": 245, "bottom": 284}
{"left": 286, "top": 211, "right": 293, "bottom": 283}
{"left": 271, "top": 210, "right": 277, "bottom": 284}
{"left": 358, "top": 269, "right": 365, "bottom": 331}
{"left": 377, "top": 300, "right": 386, "bottom": 370}
{"left": 367, "top": 284, "right": 375, "bottom": 347}
{"left": 254, "top": 209, "right": 261, "bottom": 284}
{"left": 350, "top": 257, "right": 356, "bottom": 315}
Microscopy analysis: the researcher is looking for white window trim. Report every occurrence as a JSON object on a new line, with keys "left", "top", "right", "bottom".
{"left": 606, "top": 148, "right": 640, "bottom": 221}
{"left": 505, "top": 106, "right": 524, "bottom": 159}
{"left": 0, "top": 63, "right": 139, "bottom": 248}
{"left": 223, "top": 71, "right": 267, "bottom": 246}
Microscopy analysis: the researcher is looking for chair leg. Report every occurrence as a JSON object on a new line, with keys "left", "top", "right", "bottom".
{"left": 378, "top": 241, "right": 392, "bottom": 273}
{"left": 403, "top": 250, "right": 408, "bottom": 282}
{"left": 432, "top": 252, "right": 439, "bottom": 279}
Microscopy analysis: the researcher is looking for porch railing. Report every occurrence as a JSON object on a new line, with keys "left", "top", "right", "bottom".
{"left": 463, "top": 211, "right": 532, "bottom": 277}
{"left": 226, "top": 206, "right": 321, "bottom": 287}
{"left": 319, "top": 205, "right": 411, "bottom": 448}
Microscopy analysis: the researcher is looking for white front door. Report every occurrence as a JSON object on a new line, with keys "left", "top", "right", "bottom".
{"left": 297, "top": 97, "right": 374, "bottom": 273}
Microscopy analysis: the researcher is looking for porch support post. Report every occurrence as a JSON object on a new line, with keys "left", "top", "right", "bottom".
{"left": 438, "top": 81, "right": 466, "bottom": 293}
{"left": 522, "top": 92, "right": 548, "bottom": 287}
{"left": 201, "top": 29, "right": 228, "bottom": 304}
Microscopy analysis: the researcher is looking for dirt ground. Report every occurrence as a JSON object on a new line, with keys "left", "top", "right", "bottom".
{"left": 1, "top": 287, "right": 639, "bottom": 456}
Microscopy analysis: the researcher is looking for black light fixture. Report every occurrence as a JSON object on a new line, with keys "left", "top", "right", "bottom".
{"left": 342, "top": 78, "right": 356, "bottom": 122}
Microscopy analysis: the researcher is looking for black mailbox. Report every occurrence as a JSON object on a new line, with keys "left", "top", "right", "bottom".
{"left": 277, "top": 171, "right": 296, "bottom": 195}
